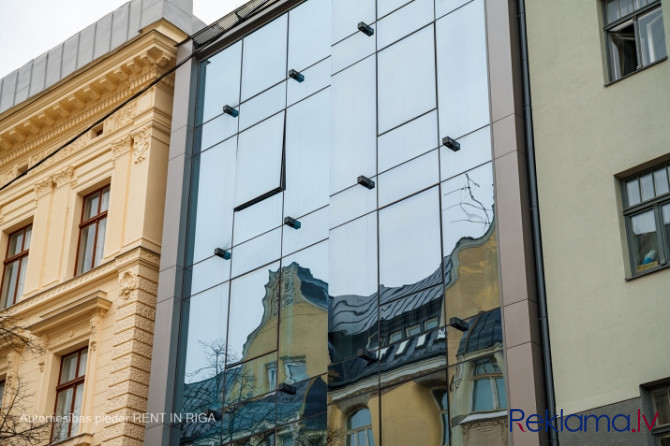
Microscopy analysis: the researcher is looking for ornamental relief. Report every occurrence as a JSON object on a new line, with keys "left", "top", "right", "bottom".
{"left": 131, "top": 127, "right": 152, "bottom": 164}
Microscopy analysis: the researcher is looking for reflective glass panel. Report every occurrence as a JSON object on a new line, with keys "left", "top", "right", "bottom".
{"left": 60, "top": 352, "right": 79, "bottom": 384}
{"left": 196, "top": 112, "right": 239, "bottom": 153}
{"left": 190, "top": 138, "right": 236, "bottom": 265}
{"left": 331, "top": 25, "right": 376, "bottom": 74}
{"left": 276, "top": 412, "right": 327, "bottom": 445}
{"left": 234, "top": 112, "right": 285, "bottom": 208}
{"left": 378, "top": 111, "right": 437, "bottom": 173}
{"left": 330, "top": 185, "right": 376, "bottom": 229}
{"left": 377, "top": 25, "right": 436, "bottom": 134}
{"left": 380, "top": 371, "right": 447, "bottom": 446}
{"left": 279, "top": 242, "right": 329, "bottom": 382}
{"left": 228, "top": 264, "right": 280, "bottom": 364}
{"left": 241, "top": 15, "right": 288, "bottom": 101}
{"left": 435, "top": 0, "right": 471, "bottom": 20}
{"left": 231, "top": 228, "right": 282, "bottom": 278}
{"left": 663, "top": 204, "right": 670, "bottom": 255}
{"left": 53, "top": 388, "right": 73, "bottom": 441}
{"left": 329, "top": 214, "right": 377, "bottom": 298}
{"left": 630, "top": 209, "right": 659, "bottom": 272}
{"left": 441, "top": 162, "right": 495, "bottom": 255}
{"left": 436, "top": 0, "right": 490, "bottom": 139}
{"left": 183, "top": 284, "right": 229, "bottom": 386}
{"left": 440, "top": 125, "right": 492, "bottom": 181}
{"left": 197, "top": 42, "right": 242, "bottom": 125}
{"left": 239, "top": 82, "right": 286, "bottom": 132}
{"left": 282, "top": 208, "right": 329, "bottom": 257}
{"left": 233, "top": 193, "right": 283, "bottom": 247}
{"left": 331, "top": 56, "right": 377, "bottom": 194}
{"left": 224, "top": 352, "right": 278, "bottom": 405}
{"left": 285, "top": 90, "right": 330, "bottom": 218}
{"left": 287, "top": 58, "right": 330, "bottom": 106}
{"left": 228, "top": 393, "right": 277, "bottom": 441}
{"left": 378, "top": 149, "right": 439, "bottom": 207}
{"left": 379, "top": 323, "right": 447, "bottom": 377}
{"left": 188, "top": 256, "right": 230, "bottom": 296}
{"left": 378, "top": 0, "right": 412, "bottom": 18}
{"left": 379, "top": 187, "right": 442, "bottom": 289}
{"left": 288, "top": 0, "right": 331, "bottom": 70}
{"left": 1, "top": 262, "right": 18, "bottom": 308}
{"left": 639, "top": 8, "right": 667, "bottom": 66}
{"left": 331, "top": 0, "right": 375, "bottom": 44}
{"left": 652, "top": 388, "right": 670, "bottom": 426}
{"left": 377, "top": 0, "right": 433, "bottom": 49}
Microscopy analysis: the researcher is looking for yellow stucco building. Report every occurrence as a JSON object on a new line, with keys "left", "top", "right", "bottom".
{"left": 0, "top": 1, "right": 202, "bottom": 444}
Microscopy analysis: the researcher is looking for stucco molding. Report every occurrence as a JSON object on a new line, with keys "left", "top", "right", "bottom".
{"left": 118, "top": 271, "right": 139, "bottom": 300}
{"left": 131, "top": 127, "right": 152, "bottom": 164}
{"left": 33, "top": 176, "right": 54, "bottom": 200}
{"left": 53, "top": 165, "right": 75, "bottom": 188}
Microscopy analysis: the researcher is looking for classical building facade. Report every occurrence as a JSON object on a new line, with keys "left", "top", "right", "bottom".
{"left": 147, "top": 0, "right": 548, "bottom": 445}
{"left": 526, "top": 0, "right": 670, "bottom": 445}
{"left": 0, "top": 1, "right": 201, "bottom": 444}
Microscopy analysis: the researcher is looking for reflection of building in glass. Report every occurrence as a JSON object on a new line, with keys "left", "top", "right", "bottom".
{"left": 148, "top": 0, "right": 548, "bottom": 445}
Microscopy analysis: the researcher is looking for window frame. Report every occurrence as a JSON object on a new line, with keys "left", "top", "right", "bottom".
{"left": 471, "top": 357, "right": 507, "bottom": 413}
{"left": 642, "top": 380, "right": 670, "bottom": 445}
{"left": 621, "top": 162, "right": 670, "bottom": 277}
{"left": 345, "top": 407, "right": 374, "bottom": 446}
{"left": 603, "top": 0, "right": 667, "bottom": 82}
{"left": 51, "top": 347, "right": 88, "bottom": 442}
{"left": 75, "top": 186, "right": 110, "bottom": 275}
{"left": 0, "top": 224, "right": 32, "bottom": 308}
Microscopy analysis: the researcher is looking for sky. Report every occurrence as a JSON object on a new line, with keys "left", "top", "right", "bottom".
{"left": 0, "top": 0, "right": 248, "bottom": 79}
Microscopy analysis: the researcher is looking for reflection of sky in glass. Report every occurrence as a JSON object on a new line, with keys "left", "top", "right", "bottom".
{"left": 184, "top": 284, "right": 229, "bottom": 383}
{"left": 228, "top": 263, "right": 280, "bottom": 361}
{"left": 379, "top": 187, "right": 441, "bottom": 288}
{"left": 329, "top": 213, "right": 377, "bottom": 297}
{"left": 283, "top": 241, "right": 328, "bottom": 284}
{"left": 441, "top": 162, "right": 494, "bottom": 255}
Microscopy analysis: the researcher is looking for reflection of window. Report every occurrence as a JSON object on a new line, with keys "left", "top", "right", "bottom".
{"left": 622, "top": 163, "right": 670, "bottom": 276}
{"left": 1, "top": 224, "right": 31, "bottom": 308}
{"left": 432, "top": 390, "right": 450, "bottom": 446}
{"left": 267, "top": 362, "right": 277, "bottom": 391}
{"left": 76, "top": 186, "right": 110, "bottom": 275}
{"left": 425, "top": 317, "right": 439, "bottom": 331}
{"left": 646, "top": 382, "right": 670, "bottom": 445}
{"left": 604, "top": 0, "right": 667, "bottom": 81}
{"left": 389, "top": 331, "right": 402, "bottom": 344}
{"left": 52, "top": 348, "right": 88, "bottom": 442}
{"left": 0, "top": 379, "right": 5, "bottom": 410}
{"left": 283, "top": 358, "right": 307, "bottom": 384}
{"left": 406, "top": 324, "right": 421, "bottom": 337}
{"left": 472, "top": 358, "right": 507, "bottom": 412}
{"left": 346, "top": 408, "right": 374, "bottom": 446}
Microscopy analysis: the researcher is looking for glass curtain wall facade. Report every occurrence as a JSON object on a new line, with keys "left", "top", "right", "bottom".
{"left": 177, "top": 0, "right": 507, "bottom": 445}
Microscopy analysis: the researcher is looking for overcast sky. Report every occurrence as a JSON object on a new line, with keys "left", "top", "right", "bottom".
{"left": 0, "top": 0, "right": 247, "bottom": 78}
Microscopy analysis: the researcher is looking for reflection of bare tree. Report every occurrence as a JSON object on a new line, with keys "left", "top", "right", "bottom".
{"left": 443, "top": 173, "right": 491, "bottom": 226}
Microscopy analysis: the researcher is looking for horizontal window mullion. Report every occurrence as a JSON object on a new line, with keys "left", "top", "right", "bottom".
{"left": 79, "top": 212, "right": 108, "bottom": 228}
{"left": 56, "top": 376, "right": 85, "bottom": 391}
{"left": 3, "top": 251, "right": 28, "bottom": 265}
{"left": 623, "top": 197, "right": 670, "bottom": 216}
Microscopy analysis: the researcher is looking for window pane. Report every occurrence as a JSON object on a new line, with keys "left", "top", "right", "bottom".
{"left": 348, "top": 408, "right": 372, "bottom": 429}
{"left": 190, "top": 138, "right": 236, "bottom": 265}
{"left": 606, "top": 0, "right": 620, "bottom": 23}
{"left": 436, "top": 0, "right": 489, "bottom": 139}
{"left": 440, "top": 125, "right": 492, "bottom": 181}
{"left": 660, "top": 434, "right": 670, "bottom": 446}
{"left": 234, "top": 112, "right": 285, "bottom": 208}
{"left": 652, "top": 388, "right": 670, "bottom": 425}
{"left": 639, "top": 7, "right": 668, "bottom": 66}
{"left": 71, "top": 383, "right": 85, "bottom": 434}
{"left": 94, "top": 218, "right": 107, "bottom": 267}
{"left": 16, "top": 256, "right": 28, "bottom": 302}
{"left": 197, "top": 42, "right": 242, "bottom": 125}
{"left": 100, "top": 186, "right": 110, "bottom": 212}
{"left": 496, "top": 377, "right": 507, "bottom": 409}
{"left": 377, "top": 0, "right": 433, "bottom": 50}
{"left": 331, "top": 57, "right": 376, "bottom": 194}
{"left": 620, "top": 0, "right": 634, "bottom": 16}
{"left": 635, "top": 0, "right": 649, "bottom": 7}
{"left": 379, "top": 0, "right": 411, "bottom": 18}
{"left": 24, "top": 225, "right": 32, "bottom": 248}
{"left": 329, "top": 215, "right": 377, "bottom": 294}
{"left": 78, "top": 349, "right": 88, "bottom": 377}
{"left": 640, "top": 173, "right": 655, "bottom": 201}
{"left": 378, "top": 149, "right": 439, "bottom": 209}
{"left": 378, "top": 25, "right": 436, "bottom": 133}
{"left": 284, "top": 90, "right": 330, "bottom": 218}
{"left": 379, "top": 187, "right": 441, "bottom": 289}
{"left": 436, "top": 0, "right": 471, "bottom": 20}
{"left": 228, "top": 263, "right": 280, "bottom": 364}
{"left": 331, "top": 0, "right": 375, "bottom": 44}
{"left": 654, "top": 168, "right": 670, "bottom": 196}
{"left": 331, "top": 26, "right": 376, "bottom": 74}
{"left": 282, "top": 208, "right": 329, "bottom": 257}
{"left": 83, "top": 192, "right": 99, "bottom": 220}
{"left": 626, "top": 179, "right": 641, "bottom": 206}
{"left": 60, "top": 351, "right": 79, "bottom": 384}
{"left": 473, "top": 379, "right": 494, "bottom": 412}
{"left": 77, "top": 224, "right": 95, "bottom": 274}
{"left": 233, "top": 193, "right": 283, "bottom": 246}
{"left": 288, "top": 0, "right": 330, "bottom": 70}
{"left": 630, "top": 210, "right": 659, "bottom": 271}
{"left": 241, "top": 15, "right": 287, "bottom": 101}
{"left": 53, "top": 388, "right": 73, "bottom": 440}
{"left": 183, "top": 284, "right": 229, "bottom": 385}
{"left": 609, "top": 22, "right": 638, "bottom": 79}
{"left": 287, "top": 57, "right": 330, "bottom": 106}
{"left": 231, "top": 228, "right": 282, "bottom": 278}
{"left": 224, "top": 352, "right": 278, "bottom": 406}
{"left": 195, "top": 113, "right": 239, "bottom": 153}
{"left": 663, "top": 204, "right": 670, "bottom": 253}
{"left": 239, "top": 81, "right": 286, "bottom": 132}
{"left": 1, "top": 261, "right": 18, "bottom": 307}
{"left": 378, "top": 111, "right": 437, "bottom": 173}
{"left": 7, "top": 231, "right": 23, "bottom": 256}
{"left": 329, "top": 185, "right": 377, "bottom": 229}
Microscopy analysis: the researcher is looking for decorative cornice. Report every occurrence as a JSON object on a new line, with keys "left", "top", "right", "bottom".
{"left": 111, "top": 135, "right": 133, "bottom": 159}
{"left": 33, "top": 177, "right": 54, "bottom": 199}
{"left": 53, "top": 165, "right": 74, "bottom": 188}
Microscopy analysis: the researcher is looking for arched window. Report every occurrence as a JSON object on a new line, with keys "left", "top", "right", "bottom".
{"left": 346, "top": 408, "right": 374, "bottom": 446}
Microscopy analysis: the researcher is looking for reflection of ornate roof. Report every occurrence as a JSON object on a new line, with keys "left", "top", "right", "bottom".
{"left": 457, "top": 308, "right": 502, "bottom": 357}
